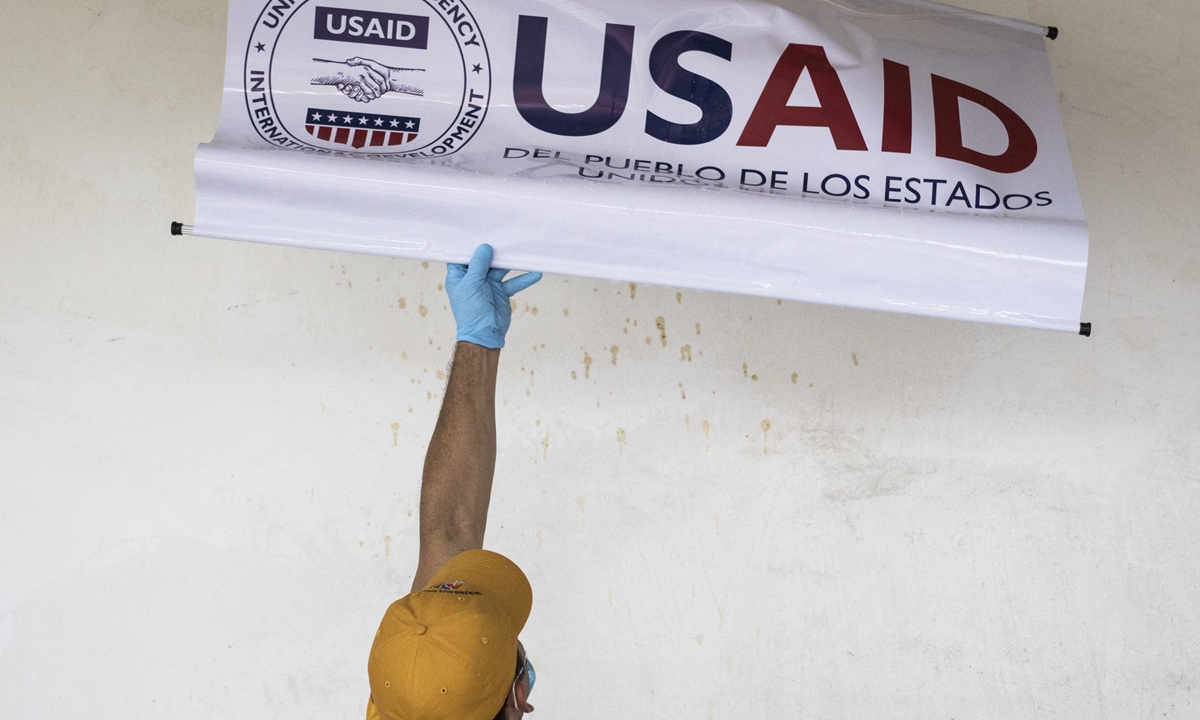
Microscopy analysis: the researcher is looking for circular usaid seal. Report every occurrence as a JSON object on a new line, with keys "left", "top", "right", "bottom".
{"left": 243, "top": 0, "right": 490, "bottom": 157}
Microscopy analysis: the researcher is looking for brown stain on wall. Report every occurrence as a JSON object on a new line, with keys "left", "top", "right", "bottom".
{"left": 680, "top": 344, "right": 692, "bottom": 361}
{"left": 583, "top": 352, "right": 593, "bottom": 378}
{"left": 398, "top": 297, "right": 407, "bottom": 309}
{"left": 391, "top": 422, "right": 399, "bottom": 447}
{"left": 655, "top": 316, "right": 667, "bottom": 346}
{"left": 701, "top": 420, "right": 711, "bottom": 451}
{"left": 629, "top": 283, "right": 637, "bottom": 299}
{"left": 616, "top": 427, "right": 627, "bottom": 453}
{"left": 791, "top": 373, "right": 799, "bottom": 384}
{"left": 610, "top": 345, "right": 620, "bottom": 365}
{"left": 676, "top": 292, "right": 682, "bottom": 304}
{"left": 760, "top": 420, "right": 771, "bottom": 455}
{"left": 852, "top": 353, "right": 859, "bottom": 366}
{"left": 541, "top": 430, "right": 550, "bottom": 459}
{"left": 418, "top": 304, "right": 428, "bottom": 317}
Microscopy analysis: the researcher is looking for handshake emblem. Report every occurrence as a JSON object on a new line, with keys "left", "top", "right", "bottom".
{"left": 311, "top": 56, "right": 425, "bottom": 103}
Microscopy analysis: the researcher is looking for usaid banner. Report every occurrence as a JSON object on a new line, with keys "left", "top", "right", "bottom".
{"left": 194, "top": 0, "right": 1088, "bottom": 332}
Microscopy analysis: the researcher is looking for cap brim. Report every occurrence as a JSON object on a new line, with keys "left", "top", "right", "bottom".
{"left": 427, "top": 550, "right": 533, "bottom": 635}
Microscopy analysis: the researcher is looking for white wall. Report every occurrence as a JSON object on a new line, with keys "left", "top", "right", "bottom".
{"left": 2, "top": 1, "right": 1197, "bottom": 718}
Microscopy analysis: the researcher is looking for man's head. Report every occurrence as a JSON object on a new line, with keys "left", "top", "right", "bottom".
{"left": 367, "top": 550, "right": 533, "bottom": 720}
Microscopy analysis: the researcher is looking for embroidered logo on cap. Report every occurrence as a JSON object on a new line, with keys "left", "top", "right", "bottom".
{"left": 426, "top": 580, "right": 482, "bottom": 596}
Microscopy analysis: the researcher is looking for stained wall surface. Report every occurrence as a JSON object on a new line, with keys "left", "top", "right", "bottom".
{"left": 1, "top": 1, "right": 1197, "bottom": 718}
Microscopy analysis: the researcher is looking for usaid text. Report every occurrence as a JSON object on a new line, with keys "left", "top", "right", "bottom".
{"left": 514, "top": 16, "right": 1042, "bottom": 174}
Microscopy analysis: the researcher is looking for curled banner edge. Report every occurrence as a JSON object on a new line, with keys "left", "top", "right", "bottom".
{"left": 192, "top": 144, "right": 1088, "bottom": 333}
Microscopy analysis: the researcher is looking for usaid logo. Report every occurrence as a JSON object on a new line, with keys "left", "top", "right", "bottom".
{"left": 243, "top": 0, "right": 490, "bottom": 157}
{"left": 313, "top": 7, "right": 429, "bottom": 49}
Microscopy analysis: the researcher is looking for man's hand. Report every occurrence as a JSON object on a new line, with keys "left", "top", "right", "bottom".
{"left": 446, "top": 244, "right": 542, "bottom": 349}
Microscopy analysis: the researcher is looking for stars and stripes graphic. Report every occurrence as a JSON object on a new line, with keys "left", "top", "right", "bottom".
{"left": 304, "top": 108, "right": 420, "bottom": 149}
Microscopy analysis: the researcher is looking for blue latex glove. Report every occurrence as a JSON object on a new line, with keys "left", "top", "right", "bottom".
{"left": 445, "top": 244, "right": 543, "bottom": 349}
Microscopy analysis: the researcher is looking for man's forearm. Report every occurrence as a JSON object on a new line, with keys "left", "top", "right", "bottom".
{"left": 412, "top": 342, "right": 500, "bottom": 589}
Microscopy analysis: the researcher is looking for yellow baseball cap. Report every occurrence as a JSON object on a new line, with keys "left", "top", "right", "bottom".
{"left": 366, "top": 550, "right": 533, "bottom": 720}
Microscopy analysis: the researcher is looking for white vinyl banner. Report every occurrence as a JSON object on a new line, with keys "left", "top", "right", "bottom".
{"left": 194, "top": 0, "right": 1089, "bottom": 332}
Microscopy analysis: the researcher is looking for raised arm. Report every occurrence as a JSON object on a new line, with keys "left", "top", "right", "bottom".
{"left": 410, "top": 245, "right": 542, "bottom": 592}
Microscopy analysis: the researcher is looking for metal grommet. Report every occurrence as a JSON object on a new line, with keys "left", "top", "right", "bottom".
{"left": 458, "top": 596, "right": 465, "bottom": 601}
{"left": 384, "top": 681, "right": 390, "bottom": 688}
{"left": 481, "top": 637, "right": 487, "bottom": 644}
{"left": 441, "top": 687, "right": 447, "bottom": 694}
